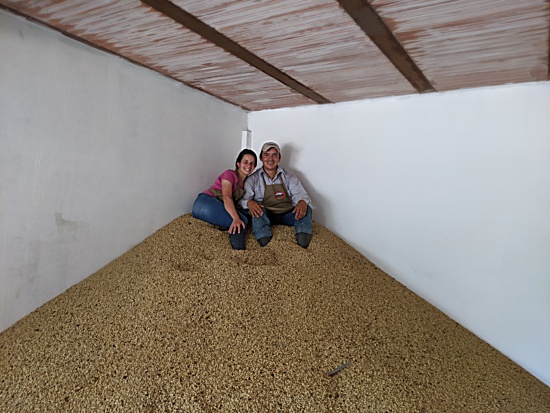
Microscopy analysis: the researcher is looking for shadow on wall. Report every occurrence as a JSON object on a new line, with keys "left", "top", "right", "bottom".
{"left": 277, "top": 142, "right": 327, "bottom": 227}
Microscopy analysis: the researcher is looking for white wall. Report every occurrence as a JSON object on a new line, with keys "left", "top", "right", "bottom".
{"left": 0, "top": 11, "right": 247, "bottom": 332}
{"left": 249, "top": 82, "right": 550, "bottom": 386}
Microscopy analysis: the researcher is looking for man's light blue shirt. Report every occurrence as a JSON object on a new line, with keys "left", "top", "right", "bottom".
{"left": 240, "top": 166, "right": 311, "bottom": 210}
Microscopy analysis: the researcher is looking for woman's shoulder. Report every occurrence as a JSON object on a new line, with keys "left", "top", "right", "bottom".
{"left": 218, "top": 169, "right": 238, "bottom": 182}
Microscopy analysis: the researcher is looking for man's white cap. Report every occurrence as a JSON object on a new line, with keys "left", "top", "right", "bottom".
{"left": 261, "top": 141, "right": 281, "bottom": 155}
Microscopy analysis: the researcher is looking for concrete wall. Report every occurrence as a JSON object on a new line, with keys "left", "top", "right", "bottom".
{"left": 248, "top": 82, "right": 550, "bottom": 386}
{"left": 0, "top": 10, "right": 247, "bottom": 332}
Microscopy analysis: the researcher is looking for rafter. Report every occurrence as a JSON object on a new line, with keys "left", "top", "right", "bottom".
{"left": 336, "top": 0, "right": 434, "bottom": 93}
{"left": 141, "top": 0, "right": 331, "bottom": 104}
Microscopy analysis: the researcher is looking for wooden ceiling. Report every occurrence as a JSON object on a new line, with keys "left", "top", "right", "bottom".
{"left": 2, "top": 0, "right": 549, "bottom": 111}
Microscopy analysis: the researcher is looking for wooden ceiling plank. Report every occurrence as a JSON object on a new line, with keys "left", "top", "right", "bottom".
{"left": 336, "top": 0, "right": 434, "bottom": 93}
{"left": 141, "top": 0, "right": 331, "bottom": 104}
{"left": 0, "top": 4, "right": 246, "bottom": 109}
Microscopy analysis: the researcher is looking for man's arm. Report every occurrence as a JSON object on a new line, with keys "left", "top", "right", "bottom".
{"left": 283, "top": 170, "right": 311, "bottom": 206}
{"left": 240, "top": 172, "right": 265, "bottom": 207}
{"left": 239, "top": 177, "right": 255, "bottom": 210}
{"left": 283, "top": 170, "right": 311, "bottom": 220}
{"left": 240, "top": 172, "right": 265, "bottom": 217}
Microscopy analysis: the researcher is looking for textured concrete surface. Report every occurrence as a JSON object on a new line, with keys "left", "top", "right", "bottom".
{"left": 1, "top": 214, "right": 549, "bottom": 412}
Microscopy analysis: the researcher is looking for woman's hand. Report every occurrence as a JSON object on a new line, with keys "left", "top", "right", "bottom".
{"left": 222, "top": 179, "right": 247, "bottom": 234}
{"left": 229, "top": 218, "right": 246, "bottom": 234}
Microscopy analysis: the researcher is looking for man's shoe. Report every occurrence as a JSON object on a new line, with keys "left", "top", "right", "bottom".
{"left": 257, "top": 236, "right": 272, "bottom": 247}
{"left": 296, "top": 233, "right": 311, "bottom": 249}
{"left": 229, "top": 232, "right": 246, "bottom": 250}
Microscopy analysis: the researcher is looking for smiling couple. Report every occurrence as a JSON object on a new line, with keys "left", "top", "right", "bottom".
{"left": 192, "top": 141, "right": 313, "bottom": 250}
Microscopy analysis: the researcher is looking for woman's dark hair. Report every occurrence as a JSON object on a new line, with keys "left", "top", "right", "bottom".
{"left": 235, "top": 148, "right": 257, "bottom": 169}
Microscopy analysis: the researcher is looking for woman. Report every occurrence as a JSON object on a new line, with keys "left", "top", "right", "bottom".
{"left": 192, "top": 149, "right": 257, "bottom": 250}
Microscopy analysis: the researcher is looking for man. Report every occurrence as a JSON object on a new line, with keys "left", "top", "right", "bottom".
{"left": 240, "top": 141, "right": 313, "bottom": 248}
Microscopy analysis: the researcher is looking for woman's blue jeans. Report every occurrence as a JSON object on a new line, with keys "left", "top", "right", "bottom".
{"left": 251, "top": 205, "right": 312, "bottom": 240}
{"left": 192, "top": 193, "right": 249, "bottom": 229}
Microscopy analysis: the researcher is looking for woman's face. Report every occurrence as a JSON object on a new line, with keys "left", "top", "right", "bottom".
{"left": 237, "top": 154, "right": 256, "bottom": 176}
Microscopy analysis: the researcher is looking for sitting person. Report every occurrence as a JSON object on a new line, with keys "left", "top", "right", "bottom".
{"left": 192, "top": 149, "right": 257, "bottom": 250}
{"left": 240, "top": 142, "right": 313, "bottom": 248}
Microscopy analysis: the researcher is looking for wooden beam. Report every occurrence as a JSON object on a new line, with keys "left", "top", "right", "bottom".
{"left": 337, "top": 0, "right": 434, "bottom": 93}
{"left": 141, "top": 0, "right": 331, "bottom": 104}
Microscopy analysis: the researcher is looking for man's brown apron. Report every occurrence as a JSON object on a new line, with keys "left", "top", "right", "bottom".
{"left": 261, "top": 175, "right": 294, "bottom": 214}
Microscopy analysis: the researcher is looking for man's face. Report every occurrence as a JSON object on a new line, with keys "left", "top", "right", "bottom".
{"left": 261, "top": 148, "right": 280, "bottom": 173}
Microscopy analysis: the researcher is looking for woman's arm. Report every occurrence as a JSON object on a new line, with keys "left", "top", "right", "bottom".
{"left": 221, "top": 179, "right": 245, "bottom": 234}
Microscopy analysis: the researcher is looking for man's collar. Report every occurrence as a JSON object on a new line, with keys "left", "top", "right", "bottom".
{"left": 261, "top": 166, "right": 282, "bottom": 180}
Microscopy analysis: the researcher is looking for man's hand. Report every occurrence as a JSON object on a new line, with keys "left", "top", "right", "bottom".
{"left": 247, "top": 200, "right": 264, "bottom": 217}
{"left": 293, "top": 200, "right": 307, "bottom": 220}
